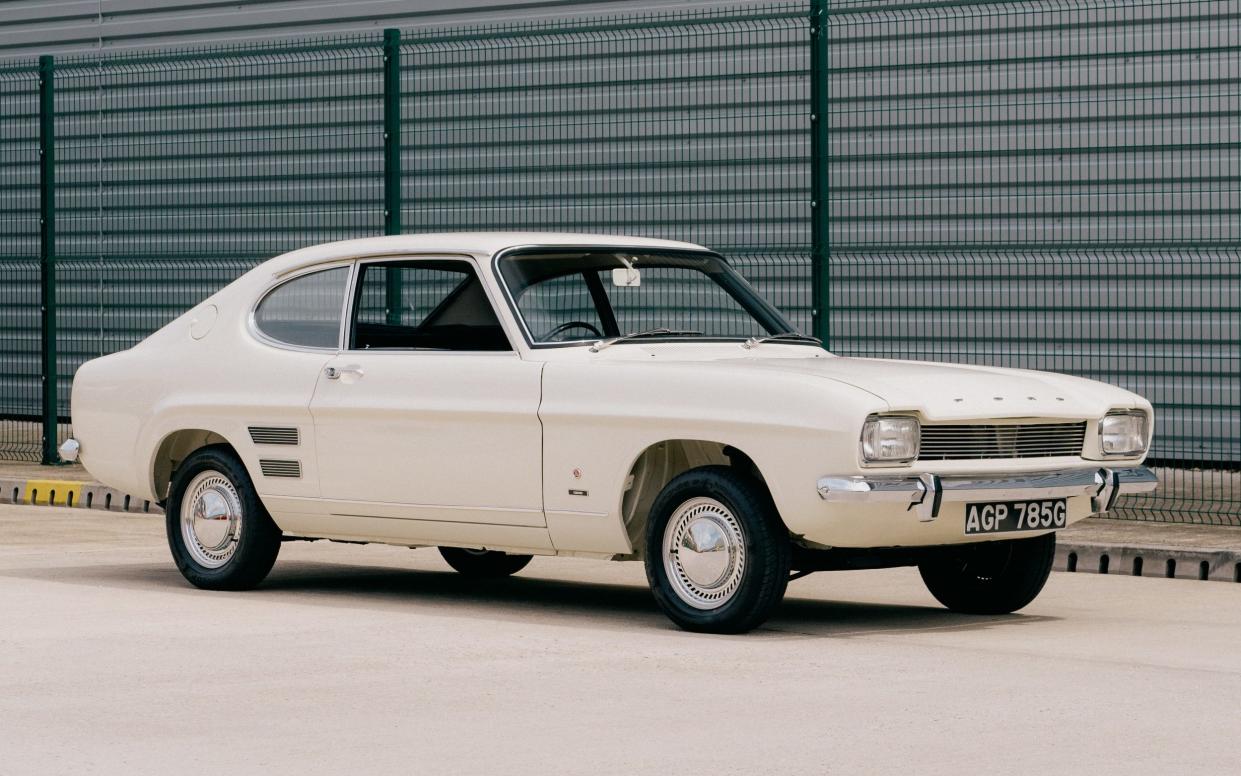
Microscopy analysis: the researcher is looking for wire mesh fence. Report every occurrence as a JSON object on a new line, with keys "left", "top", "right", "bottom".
{"left": 823, "top": 0, "right": 1239, "bottom": 523}
{"left": 0, "top": 0, "right": 1236, "bottom": 524}
{"left": 400, "top": 5, "right": 811, "bottom": 327}
{"left": 0, "top": 60, "right": 40, "bottom": 462}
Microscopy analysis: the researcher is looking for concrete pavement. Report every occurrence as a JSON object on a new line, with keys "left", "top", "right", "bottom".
{"left": 2, "top": 504, "right": 1240, "bottom": 776}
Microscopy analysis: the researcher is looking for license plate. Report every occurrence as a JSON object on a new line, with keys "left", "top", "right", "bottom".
{"left": 964, "top": 499, "right": 1067, "bottom": 535}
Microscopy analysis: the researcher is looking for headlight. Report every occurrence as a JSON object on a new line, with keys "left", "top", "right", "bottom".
{"left": 1099, "top": 411, "right": 1149, "bottom": 456}
{"left": 860, "top": 415, "right": 920, "bottom": 465}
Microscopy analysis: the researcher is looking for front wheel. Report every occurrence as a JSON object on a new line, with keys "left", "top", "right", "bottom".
{"left": 918, "top": 533, "right": 1056, "bottom": 615}
{"left": 645, "top": 466, "right": 790, "bottom": 634}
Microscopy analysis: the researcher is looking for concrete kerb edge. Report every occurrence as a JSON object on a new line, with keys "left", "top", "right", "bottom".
{"left": 1055, "top": 541, "right": 1241, "bottom": 583}
{"left": 0, "top": 476, "right": 162, "bottom": 514}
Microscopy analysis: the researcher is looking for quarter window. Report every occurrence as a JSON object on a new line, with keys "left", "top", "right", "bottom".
{"left": 254, "top": 267, "right": 349, "bottom": 349}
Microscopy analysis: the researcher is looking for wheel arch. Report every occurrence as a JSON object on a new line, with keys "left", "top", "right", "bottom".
{"left": 618, "top": 438, "right": 781, "bottom": 556}
{"left": 151, "top": 428, "right": 240, "bottom": 503}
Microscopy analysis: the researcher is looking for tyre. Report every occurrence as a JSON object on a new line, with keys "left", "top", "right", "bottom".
{"left": 644, "top": 465, "right": 790, "bottom": 634}
{"left": 439, "top": 547, "right": 532, "bottom": 577}
{"left": 918, "top": 533, "right": 1056, "bottom": 615}
{"left": 165, "top": 445, "right": 282, "bottom": 591}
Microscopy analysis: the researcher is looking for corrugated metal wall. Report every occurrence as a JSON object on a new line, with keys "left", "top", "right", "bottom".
{"left": 825, "top": 0, "right": 1240, "bottom": 470}
{"left": 0, "top": 0, "right": 740, "bottom": 57}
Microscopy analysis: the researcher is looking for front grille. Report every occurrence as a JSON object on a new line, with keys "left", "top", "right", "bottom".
{"left": 259, "top": 459, "right": 302, "bottom": 478}
{"left": 918, "top": 422, "right": 1087, "bottom": 461}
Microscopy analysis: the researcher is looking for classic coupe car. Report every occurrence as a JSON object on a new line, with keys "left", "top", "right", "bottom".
{"left": 65, "top": 233, "right": 1157, "bottom": 633}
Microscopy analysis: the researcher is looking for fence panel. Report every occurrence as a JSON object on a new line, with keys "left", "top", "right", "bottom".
{"left": 401, "top": 4, "right": 812, "bottom": 328}
{"left": 0, "top": 61, "right": 40, "bottom": 461}
{"left": 825, "top": 0, "right": 1240, "bottom": 523}
{"left": 48, "top": 37, "right": 385, "bottom": 441}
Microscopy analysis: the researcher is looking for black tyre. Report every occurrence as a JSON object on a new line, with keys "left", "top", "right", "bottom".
{"left": 918, "top": 533, "right": 1056, "bottom": 615}
{"left": 644, "top": 465, "right": 790, "bottom": 634}
{"left": 439, "top": 547, "right": 533, "bottom": 577}
{"left": 165, "top": 445, "right": 281, "bottom": 591}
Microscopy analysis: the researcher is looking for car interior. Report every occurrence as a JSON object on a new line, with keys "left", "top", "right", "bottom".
{"left": 350, "top": 261, "right": 511, "bottom": 351}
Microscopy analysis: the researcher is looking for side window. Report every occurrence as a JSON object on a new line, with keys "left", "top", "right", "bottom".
{"left": 350, "top": 260, "right": 510, "bottom": 351}
{"left": 254, "top": 267, "right": 349, "bottom": 349}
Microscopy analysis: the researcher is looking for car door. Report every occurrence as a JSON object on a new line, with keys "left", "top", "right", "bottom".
{"left": 308, "top": 257, "right": 548, "bottom": 548}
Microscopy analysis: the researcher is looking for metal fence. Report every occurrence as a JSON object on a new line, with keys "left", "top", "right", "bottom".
{"left": 0, "top": 0, "right": 1236, "bottom": 524}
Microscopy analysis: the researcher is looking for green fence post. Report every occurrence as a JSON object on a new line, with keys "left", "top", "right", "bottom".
{"left": 38, "top": 54, "right": 59, "bottom": 465}
{"left": 809, "top": 0, "right": 830, "bottom": 347}
{"left": 383, "top": 29, "right": 403, "bottom": 324}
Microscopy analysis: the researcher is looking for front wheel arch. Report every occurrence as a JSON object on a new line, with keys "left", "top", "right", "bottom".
{"left": 619, "top": 439, "right": 784, "bottom": 558}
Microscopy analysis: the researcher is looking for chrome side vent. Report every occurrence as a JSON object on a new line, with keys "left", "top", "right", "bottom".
{"left": 259, "top": 459, "right": 302, "bottom": 478}
{"left": 249, "top": 426, "right": 299, "bottom": 446}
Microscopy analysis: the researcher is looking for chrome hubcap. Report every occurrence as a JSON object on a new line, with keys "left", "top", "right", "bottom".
{"left": 180, "top": 470, "right": 243, "bottom": 569}
{"left": 662, "top": 497, "right": 746, "bottom": 610}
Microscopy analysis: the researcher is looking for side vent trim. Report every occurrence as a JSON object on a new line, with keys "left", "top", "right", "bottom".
{"left": 249, "top": 426, "right": 299, "bottom": 446}
{"left": 259, "top": 459, "right": 302, "bottom": 479}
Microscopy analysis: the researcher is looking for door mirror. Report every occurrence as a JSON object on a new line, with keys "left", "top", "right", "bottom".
{"left": 611, "top": 267, "right": 641, "bottom": 287}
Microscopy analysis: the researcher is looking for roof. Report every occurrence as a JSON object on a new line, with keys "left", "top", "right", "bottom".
{"left": 265, "top": 232, "right": 710, "bottom": 276}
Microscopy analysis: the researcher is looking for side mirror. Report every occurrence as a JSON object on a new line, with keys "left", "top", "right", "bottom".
{"left": 612, "top": 267, "right": 641, "bottom": 287}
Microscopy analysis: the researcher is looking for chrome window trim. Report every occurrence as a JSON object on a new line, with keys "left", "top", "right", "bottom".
{"left": 248, "top": 262, "right": 355, "bottom": 354}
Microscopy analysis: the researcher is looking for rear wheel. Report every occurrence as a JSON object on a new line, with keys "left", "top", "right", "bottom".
{"left": 165, "top": 446, "right": 281, "bottom": 591}
{"left": 918, "top": 533, "right": 1056, "bottom": 614}
{"left": 438, "top": 547, "right": 532, "bottom": 578}
{"left": 645, "top": 466, "right": 790, "bottom": 634}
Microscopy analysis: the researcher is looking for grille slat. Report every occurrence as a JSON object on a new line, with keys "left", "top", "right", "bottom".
{"left": 919, "top": 422, "right": 1087, "bottom": 461}
{"left": 258, "top": 459, "right": 302, "bottom": 478}
{"left": 249, "top": 426, "right": 299, "bottom": 446}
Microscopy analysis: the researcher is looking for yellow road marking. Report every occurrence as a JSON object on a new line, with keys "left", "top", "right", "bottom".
{"left": 24, "top": 480, "right": 84, "bottom": 507}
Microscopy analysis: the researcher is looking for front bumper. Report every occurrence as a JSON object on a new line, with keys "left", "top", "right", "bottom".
{"left": 816, "top": 466, "right": 1158, "bottom": 522}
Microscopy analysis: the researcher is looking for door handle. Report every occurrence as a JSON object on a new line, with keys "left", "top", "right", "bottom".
{"left": 324, "top": 365, "right": 364, "bottom": 381}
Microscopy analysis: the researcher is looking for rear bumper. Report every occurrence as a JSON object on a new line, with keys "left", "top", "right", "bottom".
{"left": 816, "top": 466, "right": 1157, "bottom": 522}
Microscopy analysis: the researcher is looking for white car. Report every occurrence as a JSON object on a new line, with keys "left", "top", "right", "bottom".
{"left": 65, "top": 233, "right": 1157, "bottom": 633}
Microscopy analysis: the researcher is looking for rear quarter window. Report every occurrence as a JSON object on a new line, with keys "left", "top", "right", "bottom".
{"left": 253, "top": 267, "right": 349, "bottom": 349}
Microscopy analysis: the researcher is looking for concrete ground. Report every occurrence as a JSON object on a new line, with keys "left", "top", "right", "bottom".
{"left": 2, "top": 505, "right": 1240, "bottom": 775}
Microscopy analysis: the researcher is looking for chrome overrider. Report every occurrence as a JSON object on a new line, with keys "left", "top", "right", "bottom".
{"left": 816, "top": 467, "right": 1158, "bottom": 522}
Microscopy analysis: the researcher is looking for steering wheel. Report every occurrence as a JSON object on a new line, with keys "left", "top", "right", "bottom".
{"left": 542, "top": 320, "right": 603, "bottom": 342}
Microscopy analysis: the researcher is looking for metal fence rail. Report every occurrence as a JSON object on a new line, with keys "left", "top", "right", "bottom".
{"left": 0, "top": 0, "right": 1236, "bottom": 524}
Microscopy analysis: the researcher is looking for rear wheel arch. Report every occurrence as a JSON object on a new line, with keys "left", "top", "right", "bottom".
{"left": 152, "top": 429, "right": 239, "bottom": 503}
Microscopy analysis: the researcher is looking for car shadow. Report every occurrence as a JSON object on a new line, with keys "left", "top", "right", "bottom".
{"left": 0, "top": 558, "right": 1059, "bottom": 639}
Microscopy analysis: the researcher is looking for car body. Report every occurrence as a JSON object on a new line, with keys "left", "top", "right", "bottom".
{"left": 66, "top": 233, "right": 1157, "bottom": 632}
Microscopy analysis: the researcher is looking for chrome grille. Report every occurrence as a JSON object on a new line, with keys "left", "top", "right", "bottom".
{"left": 258, "top": 459, "right": 302, "bottom": 478}
{"left": 249, "top": 426, "right": 299, "bottom": 446}
{"left": 919, "top": 422, "right": 1087, "bottom": 461}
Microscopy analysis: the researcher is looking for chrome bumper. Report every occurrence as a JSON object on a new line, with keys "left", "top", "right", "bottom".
{"left": 816, "top": 466, "right": 1158, "bottom": 522}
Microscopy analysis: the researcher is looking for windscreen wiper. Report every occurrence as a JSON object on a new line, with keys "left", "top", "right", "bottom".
{"left": 741, "top": 332, "right": 822, "bottom": 349}
{"left": 589, "top": 327, "right": 704, "bottom": 353}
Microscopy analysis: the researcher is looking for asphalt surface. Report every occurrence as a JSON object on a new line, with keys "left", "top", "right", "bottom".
{"left": 2, "top": 505, "right": 1240, "bottom": 776}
